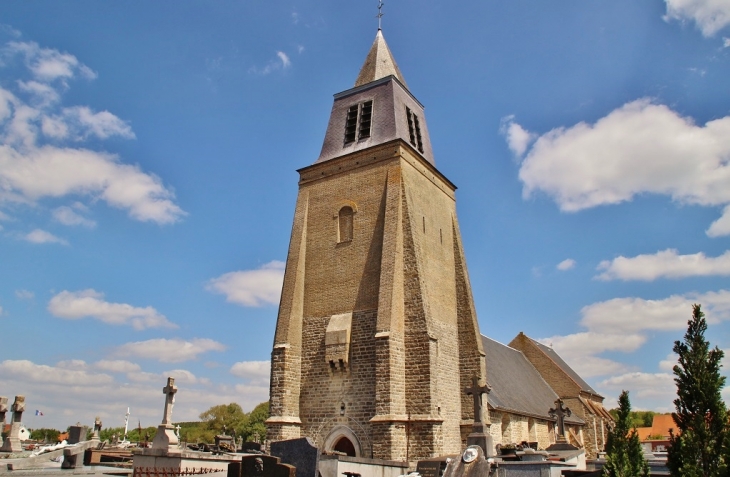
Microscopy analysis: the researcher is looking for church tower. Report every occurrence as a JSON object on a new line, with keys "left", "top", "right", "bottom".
{"left": 266, "top": 30, "right": 486, "bottom": 462}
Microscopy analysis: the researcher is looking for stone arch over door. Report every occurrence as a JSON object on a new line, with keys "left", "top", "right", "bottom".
{"left": 323, "top": 425, "right": 362, "bottom": 457}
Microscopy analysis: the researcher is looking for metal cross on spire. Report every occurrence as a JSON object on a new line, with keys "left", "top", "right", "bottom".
{"left": 377, "top": 0, "right": 384, "bottom": 30}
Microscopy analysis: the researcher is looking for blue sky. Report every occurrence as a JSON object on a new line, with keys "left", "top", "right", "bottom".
{"left": 0, "top": 1, "right": 729, "bottom": 430}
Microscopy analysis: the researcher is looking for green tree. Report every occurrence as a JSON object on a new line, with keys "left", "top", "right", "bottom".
{"left": 239, "top": 401, "right": 269, "bottom": 443}
{"left": 603, "top": 390, "right": 649, "bottom": 477}
{"left": 29, "top": 428, "right": 61, "bottom": 442}
{"left": 667, "top": 304, "right": 729, "bottom": 477}
{"left": 607, "top": 409, "right": 657, "bottom": 429}
{"left": 199, "top": 403, "right": 247, "bottom": 435}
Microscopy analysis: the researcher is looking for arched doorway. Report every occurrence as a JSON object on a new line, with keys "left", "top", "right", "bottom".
{"left": 323, "top": 425, "right": 362, "bottom": 457}
{"left": 333, "top": 436, "right": 356, "bottom": 456}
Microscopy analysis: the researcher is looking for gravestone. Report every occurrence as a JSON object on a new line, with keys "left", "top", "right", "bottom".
{"left": 0, "top": 395, "right": 25, "bottom": 452}
{"left": 464, "top": 376, "right": 495, "bottom": 457}
{"left": 228, "top": 454, "right": 295, "bottom": 477}
{"left": 68, "top": 424, "right": 88, "bottom": 444}
{"left": 0, "top": 396, "right": 7, "bottom": 448}
{"left": 270, "top": 437, "right": 319, "bottom": 477}
{"left": 241, "top": 441, "right": 263, "bottom": 453}
{"left": 416, "top": 457, "right": 450, "bottom": 477}
{"left": 151, "top": 377, "right": 180, "bottom": 451}
{"left": 546, "top": 399, "right": 578, "bottom": 451}
{"left": 442, "top": 445, "right": 491, "bottom": 477}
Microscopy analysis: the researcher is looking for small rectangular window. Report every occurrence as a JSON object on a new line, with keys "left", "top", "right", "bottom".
{"left": 344, "top": 105, "right": 359, "bottom": 144}
{"left": 359, "top": 101, "right": 373, "bottom": 139}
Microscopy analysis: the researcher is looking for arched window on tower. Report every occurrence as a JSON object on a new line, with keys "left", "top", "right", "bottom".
{"left": 338, "top": 206, "right": 354, "bottom": 242}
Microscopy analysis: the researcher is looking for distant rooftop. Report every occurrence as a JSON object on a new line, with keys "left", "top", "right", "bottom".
{"left": 482, "top": 335, "right": 584, "bottom": 425}
{"left": 530, "top": 338, "right": 600, "bottom": 396}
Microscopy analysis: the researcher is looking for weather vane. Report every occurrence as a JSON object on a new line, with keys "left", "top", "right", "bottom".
{"left": 377, "top": 0, "right": 384, "bottom": 30}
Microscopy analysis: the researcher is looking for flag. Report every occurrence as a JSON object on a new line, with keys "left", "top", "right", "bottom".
{"left": 35, "top": 410, "right": 43, "bottom": 416}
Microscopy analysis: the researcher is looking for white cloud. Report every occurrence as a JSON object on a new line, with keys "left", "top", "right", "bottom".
{"left": 724, "top": 37, "right": 730, "bottom": 47}
{"left": 0, "top": 24, "right": 21, "bottom": 39}
{"left": 538, "top": 290, "right": 730, "bottom": 380}
{"left": 93, "top": 359, "right": 141, "bottom": 374}
{"left": 599, "top": 372, "right": 676, "bottom": 401}
{"left": 556, "top": 258, "right": 576, "bottom": 271}
{"left": 664, "top": 0, "right": 730, "bottom": 37}
{"left": 250, "top": 51, "right": 293, "bottom": 75}
{"left": 277, "top": 51, "right": 291, "bottom": 68}
{"left": 597, "top": 249, "right": 730, "bottom": 281}
{"left": 1, "top": 145, "right": 185, "bottom": 224}
{"left": 515, "top": 99, "right": 730, "bottom": 237}
{"left": 659, "top": 353, "right": 678, "bottom": 372}
{"left": 0, "top": 359, "right": 112, "bottom": 386}
{"left": 581, "top": 290, "right": 730, "bottom": 333}
{"left": 500, "top": 116, "right": 535, "bottom": 157}
{"left": 18, "top": 80, "right": 59, "bottom": 106}
{"left": 207, "top": 261, "right": 285, "bottom": 307}
{"left": 15, "top": 289, "right": 34, "bottom": 300}
{"left": 230, "top": 360, "right": 271, "bottom": 384}
{"left": 24, "top": 228, "right": 68, "bottom": 245}
{"left": 52, "top": 205, "right": 96, "bottom": 227}
{"left": 538, "top": 332, "right": 642, "bottom": 378}
{"left": 0, "top": 39, "right": 185, "bottom": 225}
{"left": 5, "top": 41, "right": 97, "bottom": 81}
{"left": 0, "top": 357, "right": 267, "bottom": 430}
{"left": 56, "top": 359, "right": 88, "bottom": 370}
{"left": 112, "top": 338, "right": 227, "bottom": 363}
{"left": 163, "top": 369, "right": 210, "bottom": 385}
{"left": 0, "top": 305, "right": 3, "bottom": 316}
{"left": 48, "top": 289, "right": 177, "bottom": 330}
{"left": 37, "top": 107, "right": 134, "bottom": 142}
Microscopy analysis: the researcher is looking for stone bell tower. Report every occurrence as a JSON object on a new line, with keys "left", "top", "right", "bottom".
{"left": 266, "top": 29, "right": 486, "bottom": 462}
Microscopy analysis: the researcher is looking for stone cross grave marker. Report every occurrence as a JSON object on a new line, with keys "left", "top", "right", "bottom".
{"left": 464, "top": 375, "right": 494, "bottom": 456}
{"left": 465, "top": 376, "right": 489, "bottom": 424}
{"left": 151, "top": 377, "right": 180, "bottom": 451}
{"left": 162, "top": 377, "right": 177, "bottom": 426}
{"left": 548, "top": 399, "right": 571, "bottom": 442}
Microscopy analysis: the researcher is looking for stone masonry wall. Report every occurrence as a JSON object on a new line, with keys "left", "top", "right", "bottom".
{"left": 268, "top": 141, "right": 484, "bottom": 460}
{"left": 300, "top": 310, "right": 378, "bottom": 456}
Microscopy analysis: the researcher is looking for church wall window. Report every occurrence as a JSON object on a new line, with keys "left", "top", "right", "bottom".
{"left": 338, "top": 206, "right": 354, "bottom": 242}
{"left": 344, "top": 100, "right": 374, "bottom": 145}
{"left": 406, "top": 106, "right": 424, "bottom": 153}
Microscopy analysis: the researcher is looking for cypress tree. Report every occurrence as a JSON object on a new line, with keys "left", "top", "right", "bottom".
{"left": 667, "top": 304, "right": 728, "bottom": 477}
{"left": 603, "top": 390, "right": 649, "bottom": 477}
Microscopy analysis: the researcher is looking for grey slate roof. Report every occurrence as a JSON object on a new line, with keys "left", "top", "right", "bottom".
{"left": 482, "top": 335, "right": 584, "bottom": 425}
{"left": 354, "top": 30, "right": 408, "bottom": 88}
{"left": 315, "top": 31, "right": 434, "bottom": 165}
{"left": 530, "top": 338, "right": 599, "bottom": 396}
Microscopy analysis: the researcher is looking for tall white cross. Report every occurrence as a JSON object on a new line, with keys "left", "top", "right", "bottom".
{"left": 161, "top": 377, "right": 178, "bottom": 426}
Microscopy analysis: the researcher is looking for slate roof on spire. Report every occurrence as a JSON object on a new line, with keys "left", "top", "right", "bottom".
{"left": 354, "top": 30, "right": 408, "bottom": 88}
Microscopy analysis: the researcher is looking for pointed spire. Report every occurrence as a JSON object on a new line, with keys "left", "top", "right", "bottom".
{"left": 354, "top": 30, "right": 408, "bottom": 88}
